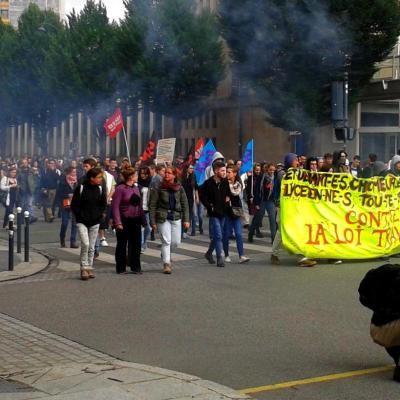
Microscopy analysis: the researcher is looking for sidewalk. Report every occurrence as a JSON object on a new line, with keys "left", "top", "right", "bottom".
{"left": 0, "top": 313, "right": 249, "bottom": 400}
{"left": 0, "top": 240, "right": 50, "bottom": 282}
{"left": 0, "top": 250, "right": 250, "bottom": 400}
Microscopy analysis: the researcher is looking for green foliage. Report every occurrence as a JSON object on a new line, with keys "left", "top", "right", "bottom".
{"left": 219, "top": 0, "right": 400, "bottom": 134}
{"left": 117, "top": 0, "right": 225, "bottom": 117}
{"left": 0, "top": 0, "right": 225, "bottom": 153}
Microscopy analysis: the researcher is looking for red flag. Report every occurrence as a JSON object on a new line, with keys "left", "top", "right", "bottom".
{"left": 194, "top": 137, "right": 205, "bottom": 160}
{"left": 104, "top": 109, "right": 124, "bottom": 138}
{"left": 141, "top": 131, "right": 157, "bottom": 163}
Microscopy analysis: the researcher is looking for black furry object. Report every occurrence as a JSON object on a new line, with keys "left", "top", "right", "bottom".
{"left": 359, "top": 264, "right": 400, "bottom": 326}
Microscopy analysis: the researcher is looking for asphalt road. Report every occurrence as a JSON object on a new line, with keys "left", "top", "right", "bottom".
{"left": 0, "top": 217, "right": 398, "bottom": 399}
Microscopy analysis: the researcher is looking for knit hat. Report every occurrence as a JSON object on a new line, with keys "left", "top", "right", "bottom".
{"left": 284, "top": 153, "right": 298, "bottom": 170}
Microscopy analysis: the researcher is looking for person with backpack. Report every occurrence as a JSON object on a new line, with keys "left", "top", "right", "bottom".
{"left": 71, "top": 168, "right": 107, "bottom": 281}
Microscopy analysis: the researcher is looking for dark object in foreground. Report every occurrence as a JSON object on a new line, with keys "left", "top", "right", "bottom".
{"left": 359, "top": 264, "right": 400, "bottom": 381}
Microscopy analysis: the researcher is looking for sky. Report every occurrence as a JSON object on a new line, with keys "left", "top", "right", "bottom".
{"left": 64, "top": 0, "right": 125, "bottom": 21}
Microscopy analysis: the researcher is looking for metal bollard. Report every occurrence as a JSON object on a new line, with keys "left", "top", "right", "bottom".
{"left": 16, "top": 207, "right": 22, "bottom": 254}
{"left": 24, "top": 211, "right": 30, "bottom": 263}
{"left": 8, "top": 214, "right": 14, "bottom": 271}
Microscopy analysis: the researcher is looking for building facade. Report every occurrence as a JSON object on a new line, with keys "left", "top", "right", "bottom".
{"left": 0, "top": 0, "right": 10, "bottom": 23}
{"left": 0, "top": 0, "right": 64, "bottom": 26}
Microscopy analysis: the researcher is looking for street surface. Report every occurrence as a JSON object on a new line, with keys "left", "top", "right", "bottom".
{"left": 0, "top": 214, "right": 398, "bottom": 399}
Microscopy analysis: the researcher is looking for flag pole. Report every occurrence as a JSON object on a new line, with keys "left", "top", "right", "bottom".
{"left": 251, "top": 139, "right": 254, "bottom": 198}
{"left": 122, "top": 126, "right": 132, "bottom": 165}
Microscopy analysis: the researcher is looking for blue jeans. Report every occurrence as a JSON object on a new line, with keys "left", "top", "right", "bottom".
{"left": 264, "top": 200, "right": 277, "bottom": 243}
{"left": 21, "top": 193, "right": 34, "bottom": 218}
{"left": 195, "top": 202, "right": 204, "bottom": 233}
{"left": 223, "top": 217, "right": 244, "bottom": 257}
{"left": 208, "top": 216, "right": 225, "bottom": 259}
{"left": 60, "top": 208, "right": 77, "bottom": 243}
{"left": 141, "top": 212, "right": 151, "bottom": 248}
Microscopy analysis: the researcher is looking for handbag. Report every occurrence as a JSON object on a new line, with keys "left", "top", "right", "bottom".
{"left": 231, "top": 206, "right": 244, "bottom": 218}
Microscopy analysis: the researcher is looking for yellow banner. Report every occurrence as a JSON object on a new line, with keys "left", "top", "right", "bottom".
{"left": 280, "top": 170, "right": 400, "bottom": 259}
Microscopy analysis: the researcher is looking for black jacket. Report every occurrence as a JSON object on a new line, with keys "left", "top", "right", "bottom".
{"left": 71, "top": 182, "right": 107, "bottom": 227}
{"left": 199, "top": 176, "right": 229, "bottom": 218}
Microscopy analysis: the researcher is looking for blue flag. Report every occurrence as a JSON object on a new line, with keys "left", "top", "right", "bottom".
{"left": 240, "top": 139, "right": 254, "bottom": 175}
{"left": 194, "top": 139, "right": 217, "bottom": 186}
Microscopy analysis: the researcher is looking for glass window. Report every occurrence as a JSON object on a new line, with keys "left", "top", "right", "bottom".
{"left": 361, "top": 112, "right": 398, "bottom": 127}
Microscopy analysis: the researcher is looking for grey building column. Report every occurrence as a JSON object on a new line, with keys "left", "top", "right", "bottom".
{"left": 86, "top": 116, "right": 91, "bottom": 155}
{"left": 69, "top": 114, "right": 74, "bottom": 157}
{"left": 61, "top": 120, "right": 66, "bottom": 156}
{"left": 23, "top": 122, "right": 29, "bottom": 154}
{"left": 137, "top": 105, "right": 143, "bottom": 155}
{"left": 17, "top": 124, "right": 22, "bottom": 157}
{"left": 78, "top": 112, "right": 83, "bottom": 155}
{"left": 31, "top": 126, "right": 35, "bottom": 156}
{"left": 53, "top": 126, "right": 58, "bottom": 157}
{"left": 127, "top": 115, "right": 132, "bottom": 157}
{"left": 162, "top": 115, "right": 165, "bottom": 139}
{"left": 11, "top": 125, "right": 16, "bottom": 157}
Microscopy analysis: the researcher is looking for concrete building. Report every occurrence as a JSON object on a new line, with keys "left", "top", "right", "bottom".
{"left": 2, "top": 0, "right": 64, "bottom": 26}
{"left": 0, "top": 0, "right": 10, "bottom": 23}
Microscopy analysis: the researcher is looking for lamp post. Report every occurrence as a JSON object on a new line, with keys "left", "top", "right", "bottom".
{"left": 237, "top": 78, "right": 244, "bottom": 159}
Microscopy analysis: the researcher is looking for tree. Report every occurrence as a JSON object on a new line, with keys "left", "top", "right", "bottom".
{"left": 117, "top": 0, "right": 225, "bottom": 119}
{"left": 0, "top": 21, "right": 19, "bottom": 149}
{"left": 219, "top": 0, "right": 400, "bottom": 135}
{"left": 12, "top": 3, "right": 65, "bottom": 153}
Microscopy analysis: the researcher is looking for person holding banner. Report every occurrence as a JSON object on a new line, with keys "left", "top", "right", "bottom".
{"left": 149, "top": 166, "right": 190, "bottom": 274}
{"left": 270, "top": 153, "right": 317, "bottom": 267}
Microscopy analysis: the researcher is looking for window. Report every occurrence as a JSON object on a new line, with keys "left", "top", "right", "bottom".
{"left": 0, "top": 9, "right": 9, "bottom": 19}
{"left": 361, "top": 112, "right": 398, "bottom": 127}
{"left": 190, "top": 118, "right": 195, "bottom": 129}
{"left": 198, "top": 115, "right": 203, "bottom": 129}
{"left": 185, "top": 119, "right": 189, "bottom": 129}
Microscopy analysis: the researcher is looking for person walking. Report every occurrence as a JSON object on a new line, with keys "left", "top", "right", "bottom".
{"left": 138, "top": 166, "right": 151, "bottom": 251}
{"left": 200, "top": 160, "right": 230, "bottom": 267}
{"left": 18, "top": 158, "right": 37, "bottom": 223}
{"left": 71, "top": 168, "right": 107, "bottom": 281}
{"left": 181, "top": 164, "right": 197, "bottom": 237}
{"left": 149, "top": 166, "right": 190, "bottom": 274}
{"left": 40, "top": 159, "right": 60, "bottom": 222}
{"left": 1, "top": 167, "right": 18, "bottom": 228}
{"left": 223, "top": 165, "right": 249, "bottom": 264}
{"left": 58, "top": 166, "right": 79, "bottom": 248}
{"left": 112, "top": 167, "right": 145, "bottom": 275}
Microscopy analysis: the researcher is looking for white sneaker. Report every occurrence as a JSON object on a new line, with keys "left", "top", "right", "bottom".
{"left": 225, "top": 256, "right": 232, "bottom": 263}
{"left": 100, "top": 238, "right": 109, "bottom": 247}
{"left": 239, "top": 256, "right": 250, "bottom": 264}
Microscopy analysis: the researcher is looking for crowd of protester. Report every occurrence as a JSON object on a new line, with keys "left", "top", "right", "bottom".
{"left": 0, "top": 148, "right": 397, "bottom": 279}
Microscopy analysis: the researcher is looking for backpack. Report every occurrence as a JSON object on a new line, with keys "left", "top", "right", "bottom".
{"left": 80, "top": 184, "right": 102, "bottom": 196}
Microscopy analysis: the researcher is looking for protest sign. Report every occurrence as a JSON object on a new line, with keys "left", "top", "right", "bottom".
{"left": 280, "top": 170, "right": 400, "bottom": 259}
{"left": 156, "top": 138, "right": 176, "bottom": 164}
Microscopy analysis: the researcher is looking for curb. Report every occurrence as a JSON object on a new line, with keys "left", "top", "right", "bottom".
{"left": 2, "top": 361, "right": 251, "bottom": 399}
{"left": 0, "top": 243, "right": 52, "bottom": 282}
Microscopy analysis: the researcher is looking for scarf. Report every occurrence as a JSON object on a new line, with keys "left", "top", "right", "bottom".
{"left": 161, "top": 180, "right": 182, "bottom": 192}
{"left": 229, "top": 181, "right": 242, "bottom": 196}
{"left": 66, "top": 174, "right": 77, "bottom": 188}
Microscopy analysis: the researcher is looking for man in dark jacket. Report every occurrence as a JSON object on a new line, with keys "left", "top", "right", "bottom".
{"left": 18, "top": 158, "right": 37, "bottom": 223}
{"left": 40, "top": 159, "right": 60, "bottom": 222}
{"left": 71, "top": 167, "right": 107, "bottom": 280}
{"left": 200, "top": 160, "right": 229, "bottom": 267}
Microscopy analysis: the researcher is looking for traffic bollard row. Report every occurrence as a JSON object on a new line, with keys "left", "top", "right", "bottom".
{"left": 8, "top": 211, "right": 31, "bottom": 271}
